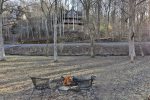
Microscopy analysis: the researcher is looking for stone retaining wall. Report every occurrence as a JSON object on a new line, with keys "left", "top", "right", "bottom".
{"left": 4, "top": 42, "right": 150, "bottom": 56}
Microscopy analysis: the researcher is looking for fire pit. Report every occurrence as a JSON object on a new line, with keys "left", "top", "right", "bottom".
{"left": 56, "top": 75, "right": 96, "bottom": 95}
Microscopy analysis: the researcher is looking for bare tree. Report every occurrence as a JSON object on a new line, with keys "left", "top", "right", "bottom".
{"left": 79, "top": 0, "right": 96, "bottom": 57}
{"left": 128, "top": 0, "right": 146, "bottom": 62}
{"left": 54, "top": 0, "right": 58, "bottom": 62}
{"left": 149, "top": 0, "right": 150, "bottom": 20}
{"left": 107, "top": 0, "right": 112, "bottom": 37}
{"left": 120, "top": 0, "right": 126, "bottom": 38}
{"left": 128, "top": 0, "right": 136, "bottom": 62}
{"left": 96, "top": 0, "right": 102, "bottom": 35}
{"left": 136, "top": 3, "right": 146, "bottom": 57}
{"left": 40, "top": 0, "right": 52, "bottom": 56}
{"left": 0, "top": 0, "right": 8, "bottom": 61}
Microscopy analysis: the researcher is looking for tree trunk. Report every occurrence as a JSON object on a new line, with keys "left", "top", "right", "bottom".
{"left": 26, "top": 21, "right": 29, "bottom": 39}
{"left": 139, "top": 13, "right": 144, "bottom": 56}
{"left": 59, "top": 9, "right": 62, "bottom": 37}
{"left": 63, "top": 8, "right": 65, "bottom": 36}
{"left": 45, "top": 18, "right": 50, "bottom": 56}
{"left": 149, "top": 0, "right": 150, "bottom": 20}
{"left": 111, "top": 1, "right": 116, "bottom": 33}
{"left": 139, "top": 43, "right": 144, "bottom": 57}
{"left": 38, "top": 20, "right": 41, "bottom": 39}
{"left": 54, "top": 0, "right": 58, "bottom": 62}
{"left": 121, "top": 1, "right": 126, "bottom": 39}
{"left": 0, "top": 14, "right": 5, "bottom": 60}
{"left": 82, "top": 10, "right": 85, "bottom": 32}
{"left": 90, "top": 34, "right": 95, "bottom": 58}
{"left": 129, "top": 0, "right": 136, "bottom": 62}
{"left": 107, "top": 0, "right": 112, "bottom": 37}
{"left": 86, "top": 9, "right": 94, "bottom": 58}
{"left": 97, "top": 0, "right": 101, "bottom": 35}
{"left": 129, "top": 38, "right": 135, "bottom": 62}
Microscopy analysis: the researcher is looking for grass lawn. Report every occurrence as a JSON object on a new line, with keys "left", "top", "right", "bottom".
{"left": 0, "top": 56, "right": 150, "bottom": 100}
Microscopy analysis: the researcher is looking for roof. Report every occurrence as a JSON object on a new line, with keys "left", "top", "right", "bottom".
{"left": 65, "top": 7, "right": 82, "bottom": 18}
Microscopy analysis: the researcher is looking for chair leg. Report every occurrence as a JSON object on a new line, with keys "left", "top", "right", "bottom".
{"left": 85, "top": 91, "right": 88, "bottom": 99}
{"left": 28, "top": 88, "right": 35, "bottom": 100}
{"left": 90, "top": 88, "right": 98, "bottom": 100}
{"left": 40, "top": 90, "right": 45, "bottom": 100}
{"left": 47, "top": 89, "right": 52, "bottom": 100}
{"left": 90, "top": 88, "right": 95, "bottom": 96}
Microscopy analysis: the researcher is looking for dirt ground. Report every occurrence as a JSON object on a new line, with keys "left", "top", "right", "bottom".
{"left": 0, "top": 56, "right": 150, "bottom": 100}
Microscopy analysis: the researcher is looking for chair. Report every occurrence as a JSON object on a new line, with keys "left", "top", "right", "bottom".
{"left": 28, "top": 77, "right": 51, "bottom": 100}
{"left": 76, "top": 76, "right": 96, "bottom": 89}
{"left": 75, "top": 76, "right": 96, "bottom": 99}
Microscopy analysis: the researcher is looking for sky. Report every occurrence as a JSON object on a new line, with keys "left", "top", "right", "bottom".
{"left": 8, "top": 0, "right": 83, "bottom": 11}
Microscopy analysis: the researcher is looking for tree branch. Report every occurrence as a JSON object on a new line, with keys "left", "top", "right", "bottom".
{"left": 121, "top": 0, "right": 128, "bottom": 4}
{"left": 79, "top": 0, "right": 85, "bottom": 8}
{"left": 136, "top": 0, "right": 146, "bottom": 6}
{"left": 3, "top": 0, "right": 9, "bottom": 2}
{"left": 120, "top": 8, "right": 129, "bottom": 15}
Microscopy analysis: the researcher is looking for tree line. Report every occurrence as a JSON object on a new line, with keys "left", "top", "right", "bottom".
{"left": 0, "top": 0, "right": 149, "bottom": 62}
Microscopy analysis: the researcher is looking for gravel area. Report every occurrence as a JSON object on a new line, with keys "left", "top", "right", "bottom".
{"left": 0, "top": 56, "right": 150, "bottom": 100}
